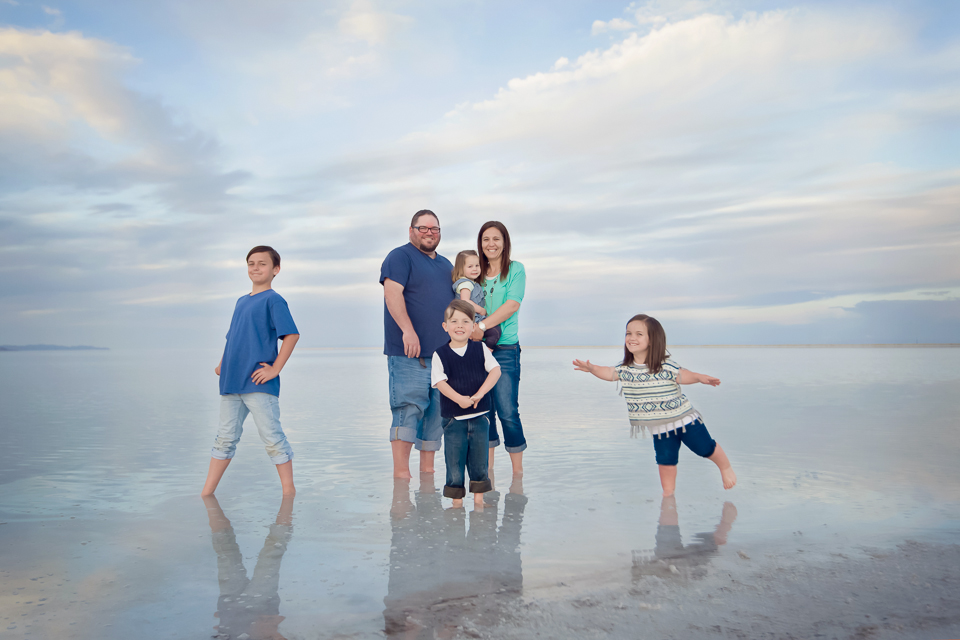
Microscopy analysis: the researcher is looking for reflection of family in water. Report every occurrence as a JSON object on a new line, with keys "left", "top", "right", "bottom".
{"left": 204, "top": 495, "right": 294, "bottom": 640}
{"left": 632, "top": 496, "right": 738, "bottom": 581}
{"left": 384, "top": 475, "right": 527, "bottom": 638}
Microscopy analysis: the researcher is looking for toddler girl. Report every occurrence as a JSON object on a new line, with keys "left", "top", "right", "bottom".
{"left": 452, "top": 250, "right": 501, "bottom": 350}
{"left": 573, "top": 314, "right": 736, "bottom": 497}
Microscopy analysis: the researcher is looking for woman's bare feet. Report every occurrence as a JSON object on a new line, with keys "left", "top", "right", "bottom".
{"left": 509, "top": 451, "right": 523, "bottom": 477}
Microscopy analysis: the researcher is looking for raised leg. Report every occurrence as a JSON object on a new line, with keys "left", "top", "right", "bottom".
{"left": 708, "top": 444, "right": 737, "bottom": 490}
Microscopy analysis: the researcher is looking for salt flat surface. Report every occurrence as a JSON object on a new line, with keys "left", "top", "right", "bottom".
{"left": 1, "top": 347, "right": 958, "bottom": 639}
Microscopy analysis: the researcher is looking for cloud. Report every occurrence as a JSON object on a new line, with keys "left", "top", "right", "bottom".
{"left": 0, "top": 27, "right": 248, "bottom": 206}
{"left": 338, "top": 2, "right": 413, "bottom": 46}
{"left": 592, "top": 18, "right": 636, "bottom": 35}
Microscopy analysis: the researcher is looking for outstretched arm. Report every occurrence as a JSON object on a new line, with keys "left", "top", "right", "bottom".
{"left": 679, "top": 368, "right": 720, "bottom": 386}
{"left": 572, "top": 359, "right": 618, "bottom": 382}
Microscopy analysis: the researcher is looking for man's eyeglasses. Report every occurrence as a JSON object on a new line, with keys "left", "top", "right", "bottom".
{"left": 413, "top": 226, "right": 441, "bottom": 235}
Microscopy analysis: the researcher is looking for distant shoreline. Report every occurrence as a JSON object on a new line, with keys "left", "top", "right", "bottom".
{"left": 297, "top": 343, "right": 960, "bottom": 350}
{"left": 0, "top": 345, "right": 110, "bottom": 352}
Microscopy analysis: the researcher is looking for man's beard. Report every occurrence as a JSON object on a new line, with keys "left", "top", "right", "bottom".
{"left": 416, "top": 235, "right": 440, "bottom": 251}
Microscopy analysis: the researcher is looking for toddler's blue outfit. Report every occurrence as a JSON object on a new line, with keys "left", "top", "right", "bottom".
{"left": 452, "top": 277, "right": 502, "bottom": 350}
{"left": 211, "top": 289, "right": 298, "bottom": 465}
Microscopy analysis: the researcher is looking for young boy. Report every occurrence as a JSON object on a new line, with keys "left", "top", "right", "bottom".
{"left": 201, "top": 246, "right": 300, "bottom": 497}
{"left": 431, "top": 300, "right": 501, "bottom": 507}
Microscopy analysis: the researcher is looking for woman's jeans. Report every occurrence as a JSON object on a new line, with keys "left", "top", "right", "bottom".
{"left": 442, "top": 416, "right": 493, "bottom": 498}
{"left": 487, "top": 344, "right": 527, "bottom": 453}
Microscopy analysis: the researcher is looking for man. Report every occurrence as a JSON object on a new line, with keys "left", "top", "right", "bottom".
{"left": 380, "top": 210, "right": 455, "bottom": 478}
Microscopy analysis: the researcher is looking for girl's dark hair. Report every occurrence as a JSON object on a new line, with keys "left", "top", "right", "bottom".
{"left": 621, "top": 314, "right": 668, "bottom": 374}
{"left": 452, "top": 250, "right": 479, "bottom": 282}
{"left": 246, "top": 245, "right": 281, "bottom": 268}
{"left": 477, "top": 221, "right": 512, "bottom": 284}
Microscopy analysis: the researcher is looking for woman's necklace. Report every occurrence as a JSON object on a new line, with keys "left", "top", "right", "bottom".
{"left": 486, "top": 267, "right": 500, "bottom": 294}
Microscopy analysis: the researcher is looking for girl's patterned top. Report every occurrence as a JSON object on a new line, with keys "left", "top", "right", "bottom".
{"left": 614, "top": 358, "right": 701, "bottom": 438}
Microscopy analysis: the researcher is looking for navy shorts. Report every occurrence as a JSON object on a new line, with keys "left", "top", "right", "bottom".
{"left": 652, "top": 419, "right": 716, "bottom": 466}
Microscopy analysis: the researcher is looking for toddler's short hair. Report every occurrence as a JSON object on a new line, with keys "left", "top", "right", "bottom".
{"left": 246, "top": 245, "right": 281, "bottom": 268}
{"left": 444, "top": 299, "right": 476, "bottom": 322}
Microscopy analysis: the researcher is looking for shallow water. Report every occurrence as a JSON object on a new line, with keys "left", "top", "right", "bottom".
{"left": 1, "top": 347, "right": 958, "bottom": 639}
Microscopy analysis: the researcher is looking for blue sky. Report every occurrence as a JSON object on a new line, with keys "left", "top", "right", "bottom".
{"left": 1, "top": 0, "right": 958, "bottom": 348}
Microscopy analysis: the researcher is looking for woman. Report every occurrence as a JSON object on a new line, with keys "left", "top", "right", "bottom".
{"left": 475, "top": 221, "right": 526, "bottom": 476}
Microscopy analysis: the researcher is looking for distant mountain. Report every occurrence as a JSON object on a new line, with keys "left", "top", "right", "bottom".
{"left": 0, "top": 344, "right": 109, "bottom": 351}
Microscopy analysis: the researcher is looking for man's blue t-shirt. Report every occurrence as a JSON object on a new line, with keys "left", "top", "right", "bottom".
{"left": 219, "top": 289, "right": 299, "bottom": 397}
{"left": 380, "top": 243, "right": 454, "bottom": 358}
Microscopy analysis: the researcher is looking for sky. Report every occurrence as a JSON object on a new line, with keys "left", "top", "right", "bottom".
{"left": 1, "top": 0, "right": 958, "bottom": 349}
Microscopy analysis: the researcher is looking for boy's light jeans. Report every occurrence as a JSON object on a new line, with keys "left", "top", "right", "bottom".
{"left": 211, "top": 393, "right": 294, "bottom": 465}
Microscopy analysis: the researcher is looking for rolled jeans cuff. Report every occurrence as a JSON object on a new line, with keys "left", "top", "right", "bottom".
{"left": 488, "top": 437, "right": 501, "bottom": 448}
{"left": 210, "top": 449, "right": 235, "bottom": 461}
{"left": 469, "top": 479, "right": 492, "bottom": 494}
{"left": 504, "top": 442, "right": 527, "bottom": 453}
{"left": 443, "top": 485, "right": 466, "bottom": 499}
{"left": 416, "top": 437, "right": 441, "bottom": 452}
{"left": 269, "top": 451, "right": 293, "bottom": 465}
{"left": 390, "top": 425, "right": 417, "bottom": 444}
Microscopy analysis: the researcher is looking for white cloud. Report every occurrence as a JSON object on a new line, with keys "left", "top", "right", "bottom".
{"left": 592, "top": 17, "right": 636, "bottom": 35}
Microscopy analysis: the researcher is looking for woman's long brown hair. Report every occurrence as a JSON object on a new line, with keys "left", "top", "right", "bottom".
{"left": 477, "top": 221, "right": 511, "bottom": 285}
{"left": 621, "top": 314, "right": 668, "bottom": 374}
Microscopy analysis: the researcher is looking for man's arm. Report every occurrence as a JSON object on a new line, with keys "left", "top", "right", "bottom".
{"left": 252, "top": 334, "right": 300, "bottom": 385}
{"left": 383, "top": 278, "right": 420, "bottom": 358}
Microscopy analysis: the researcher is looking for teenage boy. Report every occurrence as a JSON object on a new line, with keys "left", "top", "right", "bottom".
{"left": 202, "top": 246, "right": 300, "bottom": 497}
{"left": 431, "top": 300, "right": 501, "bottom": 507}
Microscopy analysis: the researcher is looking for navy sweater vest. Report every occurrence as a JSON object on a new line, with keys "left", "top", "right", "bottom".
{"left": 435, "top": 342, "right": 490, "bottom": 419}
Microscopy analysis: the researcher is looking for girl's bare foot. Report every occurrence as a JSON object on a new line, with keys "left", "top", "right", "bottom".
{"left": 720, "top": 467, "right": 737, "bottom": 490}
{"left": 658, "top": 464, "right": 677, "bottom": 497}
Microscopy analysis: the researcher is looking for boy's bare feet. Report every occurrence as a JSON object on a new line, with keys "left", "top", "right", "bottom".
{"left": 201, "top": 458, "right": 232, "bottom": 496}
{"left": 276, "top": 460, "right": 295, "bottom": 496}
{"left": 451, "top": 498, "right": 463, "bottom": 508}
{"left": 474, "top": 493, "right": 484, "bottom": 507}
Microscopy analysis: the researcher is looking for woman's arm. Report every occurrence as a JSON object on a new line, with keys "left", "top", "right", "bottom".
{"left": 481, "top": 299, "right": 520, "bottom": 329}
{"left": 678, "top": 368, "right": 720, "bottom": 386}
{"left": 573, "top": 359, "right": 618, "bottom": 382}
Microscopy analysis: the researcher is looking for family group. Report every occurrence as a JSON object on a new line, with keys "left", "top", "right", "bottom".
{"left": 199, "top": 210, "right": 736, "bottom": 503}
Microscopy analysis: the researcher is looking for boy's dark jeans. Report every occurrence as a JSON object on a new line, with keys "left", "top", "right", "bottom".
{"left": 442, "top": 415, "right": 492, "bottom": 499}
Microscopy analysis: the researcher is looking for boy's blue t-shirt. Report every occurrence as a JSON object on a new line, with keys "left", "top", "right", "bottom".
{"left": 219, "top": 289, "right": 299, "bottom": 397}
{"left": 380, "top": 243, "right": 454, "bottom": 358}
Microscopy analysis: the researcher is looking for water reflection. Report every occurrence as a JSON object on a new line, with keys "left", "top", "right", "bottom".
{"left": 384, "top": 474, "right": 527, "bottom": 638}
{"left": 203, "top": 495, "right": 294, "bottom": 640}
{"left": 632, "top": 497, "right": 737, "bottom": 580}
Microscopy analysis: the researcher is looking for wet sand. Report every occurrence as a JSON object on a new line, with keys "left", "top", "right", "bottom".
{"left": 1, "top": 347, "right": 959, "bottom": 639}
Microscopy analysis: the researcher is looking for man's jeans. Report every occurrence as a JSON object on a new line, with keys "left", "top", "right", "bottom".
{"left": 387, "top": 355, "right": 442, "bottom": 451}
{"left": 487, "top": 344, "right": 527, "bottom": 453}
{"left": 211, "top": 393, "right": 293, "bottom": 465}
{"left": 442, "top": 415, "right": 493, "bottom": 499}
